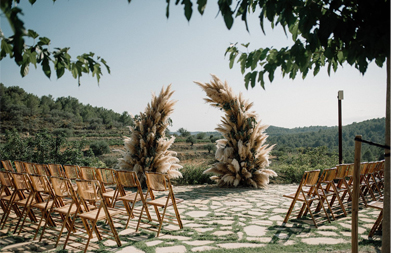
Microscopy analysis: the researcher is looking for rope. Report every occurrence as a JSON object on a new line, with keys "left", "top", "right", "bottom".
{"left": 354, "top": 137, "right": 390, "bottom": 150}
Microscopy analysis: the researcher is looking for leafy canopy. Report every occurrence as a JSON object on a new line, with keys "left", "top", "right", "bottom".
{"left": 1, "top": 0, "right": 389, "bottom": 88}
{"left": 170, "top": 0, "right": 390, "bottom": 89}
{"left": 0, "top": 0, "right": 110, "bottom": 85}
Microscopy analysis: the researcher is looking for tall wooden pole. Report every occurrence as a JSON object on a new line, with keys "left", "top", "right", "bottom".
{"left": 338, "top": 91, "right": 344, "bottom": 165}
{"left": 382, "top": 56, "right": 391, "bottom": 253}
{"left": 352, "top": 135, "right": 362, "bottom": 253}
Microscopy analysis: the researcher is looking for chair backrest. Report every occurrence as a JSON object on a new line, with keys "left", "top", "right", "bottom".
{"left": 79, "top": 166, "right": 98, "bottom": 181}
{"left": 304, "top": 170, "right": 320, "bottom": 187}
{"left": 47, "top": 164, "right": 65, "bottom": 177}
{"left": 321, "top": 168, "right": 337, "bottom": 182}
{"left": 345, "top": 164, "right": 354, "bottom": 177}
{"left": 96, "top": 168, "right": 116, "bottom": 186}
{"left": 0, "top": 171, "right": 12, "bottom": 195}
{"left": 10, "top": 172, "right": 30, "bottom": 191}
{"left": 115, "top": 170, "right": 138, "bottom": 188}
{"left": 0, "top": 171, "right": 13, "bottom": 188}
{"left": 50, "top": 176, "right": 74, "bottom": 201}
{"left": 23, "top": 162, "right": 37, "bottom": 175}
{"left": 34, "top": 163, "right": 50, "bottom": 176}
{"left": 75, "top": 179, "right": 102, "bottom": 202}
{"left": 145, "top": 172, "right": 169, "bottom": 192}
{"left": 1, "top": 160, "right": 15, "bottom": 172}
{"left": 63, "top": 164, "right": 81, "bottom": 180}
{"left": 335, "top": 164, "right": 349, "bottom": 179}
{"left": 14, "top": 161, "right": 26, "bottom": 173}
{"left": 28, "top": 174, "right": 52, "bottom": 194}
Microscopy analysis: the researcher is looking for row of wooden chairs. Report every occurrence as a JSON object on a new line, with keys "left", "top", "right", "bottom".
{"left": 282, "top": 160, "right": 385, "bottom": 232}
{"left": 0, "top": 160, "right": 184, "bottom": 252}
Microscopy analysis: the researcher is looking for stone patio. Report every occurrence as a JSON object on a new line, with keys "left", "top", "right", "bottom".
{"left": 0, "top": 184, "right": 383, "bottom": 253}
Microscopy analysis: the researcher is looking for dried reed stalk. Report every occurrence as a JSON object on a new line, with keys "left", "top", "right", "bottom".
{"left": 118, "top": 85, "right": 182, "bottom": 185}
{"left": 194, "top": 75, "right": 277, "bottom": 188}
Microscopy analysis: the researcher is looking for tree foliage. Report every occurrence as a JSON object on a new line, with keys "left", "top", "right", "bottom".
{"left": 0, "top": 0, "right": 110, "bottom": 85}
{"left": 0, "top": 83, "right": 134, "bottom": 133}
{"left": 171, "top": 0, "right": 390, "bottom": 88}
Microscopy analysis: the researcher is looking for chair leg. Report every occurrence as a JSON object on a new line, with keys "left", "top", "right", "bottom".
{"left": 368, "top": 211, "right": 383, "bottom": 238}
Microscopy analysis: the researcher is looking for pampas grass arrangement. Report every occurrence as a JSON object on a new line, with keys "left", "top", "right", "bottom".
{"left": 118, "top": 85, "right": 182, "bottom": 185}
{"left": 194, "top": 75, "right": 277, "bottom": 188}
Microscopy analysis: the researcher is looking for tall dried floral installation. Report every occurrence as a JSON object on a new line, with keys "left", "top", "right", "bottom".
{"left": 195, "top": 75, "right": 277, "bottom": 188}
{"left": 118, "top": 85, "right": 182, "bottom": 185}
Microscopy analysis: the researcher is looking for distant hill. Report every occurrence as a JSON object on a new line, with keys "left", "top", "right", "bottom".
{"left": 266, "top": 118, "right": 385, "bottom": 163}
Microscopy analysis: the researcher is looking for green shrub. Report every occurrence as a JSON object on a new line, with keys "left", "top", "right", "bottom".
{"left": 89, "top": 141, "right": 110, "bottom": 156}
{"left": 172, "top": 165, "right": 214, "bottom": 185}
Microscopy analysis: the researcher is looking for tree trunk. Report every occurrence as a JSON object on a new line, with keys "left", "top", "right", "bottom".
{"left": 382, "top": 57, "right": 390, "bottom": 253}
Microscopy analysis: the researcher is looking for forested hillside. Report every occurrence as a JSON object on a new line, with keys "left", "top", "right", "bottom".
{"left": 0, "top": 83, "right": 133, "bottom": 134}
{"left": 267, "top": 118, "right": 385, "bottom": 163}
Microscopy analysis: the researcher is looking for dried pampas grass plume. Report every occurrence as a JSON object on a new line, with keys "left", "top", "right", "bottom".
{"left": 195, "top": 74, "right": 277, "bottom": 188}
{"left": 118, "top": 85, "right": 182, "bottom": 186}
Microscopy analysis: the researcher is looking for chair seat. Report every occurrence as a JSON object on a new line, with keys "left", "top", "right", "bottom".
{"left": 117, "top": 192, "right": 140, "bottom": 203}
{"left": 103, "top": 190, "right": 117, "bottom": 199}
{"left": 15, "top": 198, "right": 31, "bottom": 206}
{"left": 147, "top": 197, "right": 184, "bottom": 207}
{"left": 32, "top": 200, "right": 54, "bottom": 210}
{"left": 78, "top": 207, "right": 123, "bottom": 221}
{"left": 54, "top": 203, "right": 96, "bottom": 214}
{"left": 367, "top": 201, "right": 383, "bottom": 210}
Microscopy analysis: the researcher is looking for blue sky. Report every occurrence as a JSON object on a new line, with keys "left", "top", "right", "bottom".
{"left": 0, "top": 0, "right": 390, "bottom": 132}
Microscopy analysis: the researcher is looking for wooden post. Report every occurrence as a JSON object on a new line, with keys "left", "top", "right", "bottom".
{"left": 352, "top": 135, "right": 362, "bottom": 253}
{"left": 338, "top": 91, "right": 343, "bottom": 164}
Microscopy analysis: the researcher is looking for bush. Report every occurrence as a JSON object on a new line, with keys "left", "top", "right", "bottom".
{"left": 172, "top": 165, "right": 214, "bottom": 185}
{"left": 89, "top": 141, "right": 110, "bottom": 156}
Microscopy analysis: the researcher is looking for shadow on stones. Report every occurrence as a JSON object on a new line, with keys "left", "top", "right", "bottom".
{"left": 268, "top": 221, "right": 312, "bottom": 244}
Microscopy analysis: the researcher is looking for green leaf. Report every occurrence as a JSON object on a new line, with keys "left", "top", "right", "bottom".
{"left": 101, "top": 58, "right": 111, "bottom": 74}
{"left": 258, "top": 71, "right": 265, "bottom": 89}
{"left": 1, "top": 39, "right": 13, "bottom": 55}
{"left": 241, "top": 42, "right": 250, "bottom": 48}
{"left": 38, "top": 37, "right": 51, "bottom": 46}
{"left": 27, "top": 29, "right": 39, "bottom": 39}
{"left": 42, "top": 57, "right": 51, "bottom": 79}
{"left": 166, "top": 0, "right": 170, "bottom": 18}
{"left": 244, "top": 72, "right": 251, "bottom": 89}
{"left": 238, "top": 53, "right": 247, "bottom": 74}
{"left": 182, "top": 0, "right": 193, "bottom": 21}
{"left": 250, "top": 71, "right": 257, "bottom": 88}
{"left": 20, "top": 62, "right": 29, "bottom": 77}
{"left": 197, "top": 0, "right": 207, "bottom": 15}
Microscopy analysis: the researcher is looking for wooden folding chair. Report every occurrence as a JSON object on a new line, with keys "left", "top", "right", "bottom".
{"left": 1, "top": 160, "right": 15, "bottom": 172}
{"left": 15, "top": 174, "right": 55, "bottom": 235}
{"left": 96, "top": 168, "right": 118, "bottom": 206}
{"left": 314, "top": 167, "right": 347, "bottom": 219}
{"left": 65, "top": 179, "right": 123, "bottom": 253}
{"left": 136, "top": 172, "right": 184, "bottom": 237}
{"left": 283, "top": 170, "right": 331, "bottom": 227}
{"left": 39, "top": 176, "right": 90, "bottom": 248}
{"left": 113, "top": 170, "right": 151, "bottom": 228}
{"left": 0, "top": 172, "right": 37, "bottom": 230}
{"left": 47, "top": 164, "right": 66, "bottom": 177}
{"left": 328, "top": 164, "right": 356, "bottom": 207}
{"left": 0, "top": 171, "right": 14, "bottom": 219}
{"left": 79, "top": 166, "right": 98, "bottom": 181}
{"left": 366, "top": 200, "right": 383, "bottom": 238}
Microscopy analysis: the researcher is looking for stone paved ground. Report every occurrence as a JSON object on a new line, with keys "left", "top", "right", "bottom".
{"left": 0, "top": 184, "right": 383, "bottom": 253}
